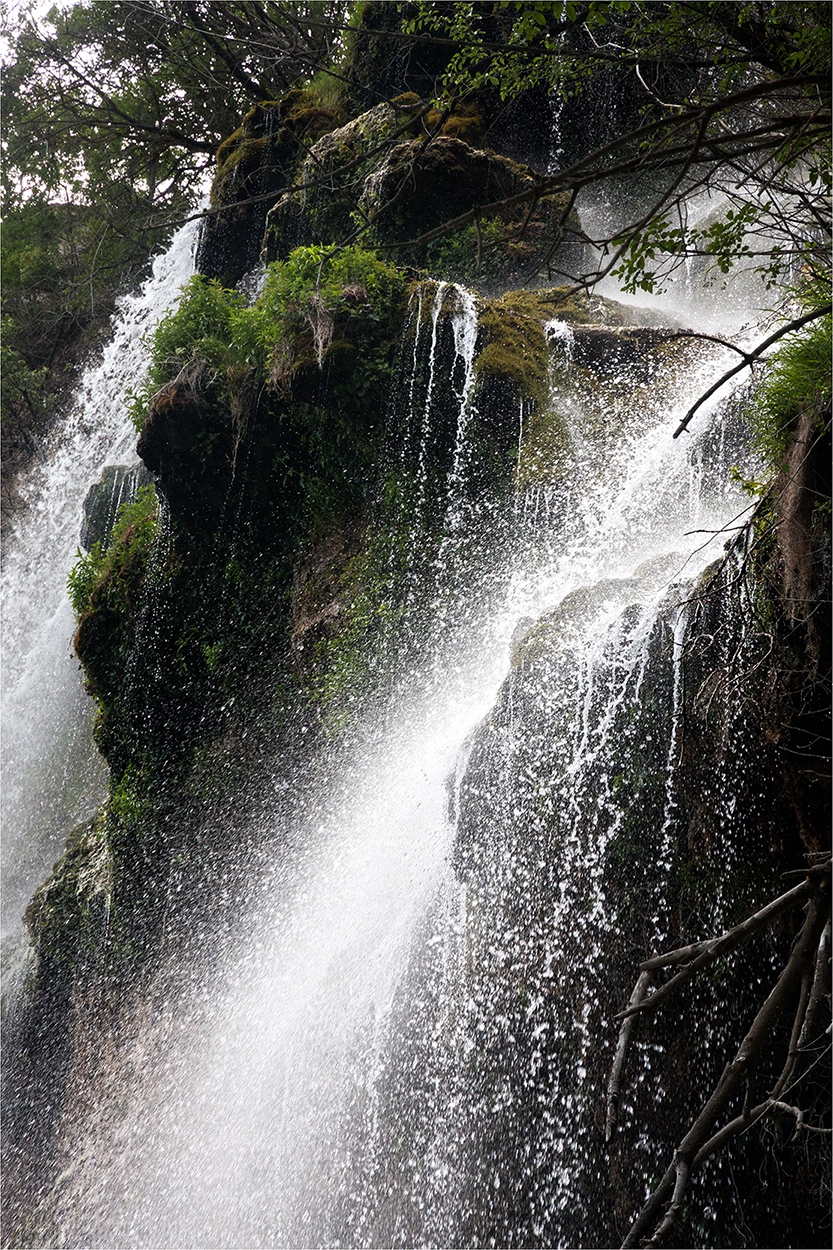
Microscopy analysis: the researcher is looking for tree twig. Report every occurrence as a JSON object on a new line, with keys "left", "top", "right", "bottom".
{"left": 606, "top": 970, "right": 652, "bottom": 1140}
{"left": 617, "top": 875, "right": 818, "bottom": 1021}
{"left": 672, "top": 305, "right": 832, "bottom": 438}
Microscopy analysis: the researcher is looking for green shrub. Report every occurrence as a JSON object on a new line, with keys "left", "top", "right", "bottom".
{"left": 751, "top": 313, "right": 831, "bottom": 471}
{"left": 128, "top": 278, "right": 246, "bottom": 427}
{"left": 67, "top": 539, "right": 105, "bottom": 617}
{"left": 68, "top": 484, "right": 159, "bottom": 619}
{"left": 129, "top": 246, "right": 407, "bottom": 429}
{"left": 256, "top": 244, "right": 406, "bottom": 355}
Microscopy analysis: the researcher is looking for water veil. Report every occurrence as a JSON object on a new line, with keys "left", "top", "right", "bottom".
{"left": 17, "top": 259, "right": 779, "bottom": 1249}
{"left": 1, "top": 216, "right": 202, "bottom": 936}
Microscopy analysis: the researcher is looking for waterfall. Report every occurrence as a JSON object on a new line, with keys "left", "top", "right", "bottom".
{"left": 19, "top": 266, "right": 779, "bottom": 1249}
{"left": 0, "top": 215, "right": 201, "bottom": 935}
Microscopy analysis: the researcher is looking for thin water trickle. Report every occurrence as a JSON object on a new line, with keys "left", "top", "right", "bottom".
{"left": 443, "top": 285, "right": 480, "bottom": 533}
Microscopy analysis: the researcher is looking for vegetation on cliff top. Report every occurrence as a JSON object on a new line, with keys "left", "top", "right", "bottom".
{"left": 4, "top": 2, "right": 829, "bottom": 458}
{"left": 128, "top": 244, "right": 406, "bottom": 429}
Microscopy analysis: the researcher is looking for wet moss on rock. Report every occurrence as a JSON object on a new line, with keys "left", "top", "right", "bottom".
{"left": 474, "top": 295, "right": 550, "bottom": 404}
{"left": 363, "top": 136, "right": 578, "bottom": 288}
{"left": 264, "top": 101, "right": 404, "bottom": 260}
{"left": 199, "top": 93, "right": 343, "bottom": 287}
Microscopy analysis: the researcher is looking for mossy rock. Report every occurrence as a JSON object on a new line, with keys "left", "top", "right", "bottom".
{"left": 474, "top": 294, "right": 551, "bottom": 404}
{"left": 287, "top": 106, "right": 341, "bottom": 140}
{"left": 137, "top": 382, "right": 236, "bottom": 530}
{"left": 265, "top": 102, "right": 403, "bottom": 260}
{"left": 25, "top": 813, "right": 111, "bottom": 965}
{"left": 211, "top": 100, "right": 293, "bottom": 210}
{"left": 267, "top": 113, "right": 562, "bottom": 284}
{"left": 360, "top": 136, "right": 577, "bottom": 288}
{"left": 436, "top": 101, "right": 484, "bottom": 146}
{"left": 391, "top": 91, "right": 421, "bottom": 110}
{"left": 80, "top": 464, "right": 152, "bottom": 553}
{"left": 496, "top": 286, "right": 633, "bottom": 327}
{"left": 364, "top": 135, "right": 532, "bottom": 235}
{"left": 199, "top": 93, "right": 342, "bottom": 287}
{"left": 390, "top": 94, "right": 485, "bottom": 145}
{"left": 467, "top": 287, "right": 668, "bottom": 483}
{"left": 467, "top": 285, "right": 713, "bottom": 487}
{"left": 515, "top": 404, "right": 573, "bottom": 489}
{"left": 72, "top": 497, "right": 161, "bottom": 742}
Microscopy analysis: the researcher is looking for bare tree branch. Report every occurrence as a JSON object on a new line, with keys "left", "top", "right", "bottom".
{"left": 673, "top": 305, "right": 833, "bottom": 438}
{"left": 618, "top": 871, "right": 831, "bottom": 1249}
{"left": 606, "top": 970, "right": 652, "bottom": 1140}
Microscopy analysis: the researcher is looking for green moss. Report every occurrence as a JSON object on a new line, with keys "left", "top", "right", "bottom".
{"left": 493, "top": 286, "right": 630, "bottom": 326}
{"left": 409, "top": 101, "right": 485, "bottom": 145}
{"left": 391, "top": 91, "right": 421, "bottom": 109}
{"left": 220, "top": 136, "right": 268, "bottom": 173}
{"left": 290, "top": 106, "right": 340, "bottom": 136}
{"left": 68, "top": 485, "right": 159, "bottom": 620}
{"left": 474, "top": 295, "right": 550, "bottom": 404}
{"left": 212, "top": 137, "right": 271, "bottom": 207}
{"left": 215, "top": 125, "right": 245, "bottom": 165}
{"left": 516, "top": 405, "right": 572, "bottom": 488}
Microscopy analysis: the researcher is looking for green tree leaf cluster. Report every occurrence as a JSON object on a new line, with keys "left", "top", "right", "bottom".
{"left": 400, "top": 1, "right": 830, "bottom": 299}
{"left": 1, "top": 0, "right": 349, "bottom": 434}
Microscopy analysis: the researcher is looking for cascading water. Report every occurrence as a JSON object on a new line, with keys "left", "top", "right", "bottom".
{"left": 19, "top": 265, "right": 777, "bottom": 1249}
{"left": 0, "top": 216, "right": 201, "bottom": 935}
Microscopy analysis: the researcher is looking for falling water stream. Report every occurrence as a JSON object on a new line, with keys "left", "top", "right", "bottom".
{"left": 0, "top": 216, "right": 201, "bottom": 935}
{"left": 3, "top": 236, "right": 773, "bottom": 1248}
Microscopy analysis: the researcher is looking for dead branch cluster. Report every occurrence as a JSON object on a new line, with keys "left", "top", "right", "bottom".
{"left": 608, "top": 858, "right": 831, "bottom": 1249}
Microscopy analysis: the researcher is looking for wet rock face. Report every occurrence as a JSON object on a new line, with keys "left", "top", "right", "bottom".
{"left": 197, "top": 94, "right": 342, "bottom": 288}
{"left": 263, "top": 103, "right": 581, "bottom": 290}
{"left": 684, "top": 409, "right": 832, "bottom": 855}
{"left": 369, "top": 136, "right": 534, "bottom": 235}
{"left": 137, "top": 383, "right": 234, "bottom": 529}
{"left": 80, "top": 464, "right": 152, "bottom": 552}
{"left": 290, "top": 518, "right": 365, "bottom": 668}
{"left": 442, "top": 445, "right": 831, "bottom": 1247}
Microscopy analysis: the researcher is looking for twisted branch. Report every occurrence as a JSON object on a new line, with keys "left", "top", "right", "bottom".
{"left": 612, "top": 863, "right": 831, "bottom": 1249}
